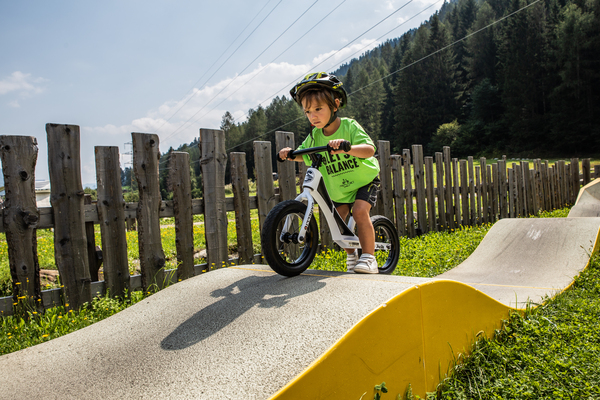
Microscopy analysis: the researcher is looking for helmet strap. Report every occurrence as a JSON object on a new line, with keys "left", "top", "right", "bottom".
{"left": 323, "top": 111, "right": 338, "bottom": 129}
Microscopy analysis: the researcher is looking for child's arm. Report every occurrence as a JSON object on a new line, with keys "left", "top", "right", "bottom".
{"left": 328, "top": 139, "right": 374, "bottom": 159}
{"left": 278, "top": 147, "right": 304, "bottom": 162}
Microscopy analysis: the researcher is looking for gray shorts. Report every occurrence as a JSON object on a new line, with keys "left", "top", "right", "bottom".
{"left": 333, "top": 178, "right": 381, "bottom": 209}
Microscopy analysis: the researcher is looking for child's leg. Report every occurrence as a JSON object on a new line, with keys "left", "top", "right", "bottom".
{"left": 352, "top": 199, "right": 375, "bottom": 255}
{"left": 334, "top": 204, "right": 354, "bottom": 255}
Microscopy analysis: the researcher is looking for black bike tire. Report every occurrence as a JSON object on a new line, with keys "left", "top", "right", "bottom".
{"left": 371, "top": 215, "right": 400, "bottom": 274}
{"left": 261, "top": 200, "right": 319, "bottom": 277}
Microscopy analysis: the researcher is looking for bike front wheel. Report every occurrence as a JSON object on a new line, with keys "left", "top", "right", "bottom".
{"left": 371, "top": 215, "right": 400, "bottom": 274}
{"left": 261, "top": 200, "right": 319, "bottom": 277}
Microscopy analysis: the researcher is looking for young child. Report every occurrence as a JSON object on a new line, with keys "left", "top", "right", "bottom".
{"left": 278, "top": 72, "right": 381, "bottom": 274}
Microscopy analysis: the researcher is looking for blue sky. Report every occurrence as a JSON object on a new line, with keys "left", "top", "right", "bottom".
{"left": 0, "top": 0, "right": 443, "bottom": 186}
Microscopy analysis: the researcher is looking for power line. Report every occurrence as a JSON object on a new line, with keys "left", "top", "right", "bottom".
{"left": 152, "top": 0, "right": 281, "bottom": 134}
{"left": 162, "top": 0, "right": 319, "bottom": 143}
{"left": 222, "top": 0, "right": 546, "bottom": 155}
{"left": 163, "top": 0, "right": 348, "bottom": 144}
{"left": 161, "top": 0, "right": 542, "bottom": 170}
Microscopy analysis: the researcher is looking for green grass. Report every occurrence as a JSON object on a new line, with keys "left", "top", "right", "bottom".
{"left": 311, "top": 223, "right": 492, "bottom": 277}
{"left": 1, "top": 290, "right": 146, "bottom": 356}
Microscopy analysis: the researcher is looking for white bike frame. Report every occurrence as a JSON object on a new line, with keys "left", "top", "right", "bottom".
{"left": 281, "top": 166, "right": 361, "bottom": 249}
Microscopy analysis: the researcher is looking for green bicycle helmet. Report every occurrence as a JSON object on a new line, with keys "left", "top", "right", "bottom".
{"left": 289, "top": 72, "right": 348, "bottom": 109}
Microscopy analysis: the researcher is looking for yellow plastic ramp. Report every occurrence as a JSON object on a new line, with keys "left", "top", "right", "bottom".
{"left": 270, "top": 280, "right": 511, "bottom": 399}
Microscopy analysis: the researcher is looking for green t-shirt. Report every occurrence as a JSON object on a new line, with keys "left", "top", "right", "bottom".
{"left": 297, "top": 118, "right": 380, "bottom": 203}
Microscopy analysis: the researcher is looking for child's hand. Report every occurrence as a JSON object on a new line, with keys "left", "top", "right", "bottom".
{"left": 278, "top": 147, "right": 293, "bottom": 161}
{"left": 328, "top": 139, "right": 351, "bottom": 154}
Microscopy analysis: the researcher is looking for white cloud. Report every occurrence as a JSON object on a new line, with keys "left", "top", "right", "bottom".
{"left": 311, "top": 39, "right": 380, "bottom": 67}
{"left": 80, "top": 43, "right": 387, "bottom": 182}
{"left": 0, "top": 71, "right": 46, "bottom": 96}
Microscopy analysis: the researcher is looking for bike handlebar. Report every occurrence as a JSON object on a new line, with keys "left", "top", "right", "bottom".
{"left": 288, "top": 140, "right": 351, "bottom": 159}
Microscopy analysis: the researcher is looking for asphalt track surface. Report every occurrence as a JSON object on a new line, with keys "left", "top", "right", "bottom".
{"left": 1, "top": 179, "right": 599, "bottom": 399}
{"left": 0, "top": 267, "right": 431, "bottom": 400}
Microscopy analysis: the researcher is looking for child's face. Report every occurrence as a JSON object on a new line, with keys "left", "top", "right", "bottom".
{"left": 301, "top": 99, "right": 338, "bottom": 129}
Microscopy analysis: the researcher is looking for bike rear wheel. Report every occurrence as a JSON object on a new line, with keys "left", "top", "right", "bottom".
{"left": 371, "top": 215, "right": 400, "bottom": 274}
{"left": 261, "top": 200, "right": 319, "bottom": 277}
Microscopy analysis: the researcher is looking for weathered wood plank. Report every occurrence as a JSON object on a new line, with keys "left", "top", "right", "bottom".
{"left": 412, "top": 145, "right": 426, "bottom": 235}
{"left": 84, "top": 195, "right": 102, "bottom": 282}
{"left": 230, "top": 152, "right": 254, "bottom": 265}
{"left": 498, "top": 159, "right": 507, "bottom": 219}
{"left": 391, "top": 155, "right": 406, "bottom": 237}
{"left": 0, "top": 135, "right": 43, "bottom": 313}
{"left": 460, "top": 160, "right": 469, "bottom": 226}
{"left": 275, "top": 132, "right": 297, "bottom": 202}
{"left": 378, "top": 141, "right": 394, "bottom": 221}
{"left": 403, "top": 149, "right": 415, "bottom": 237}
{"left": 444, "top": 147, "right": 454, "bottom": 229}
{"left": 170, "top": 151, "right": 195, "bottom": 280}
{"left": 424, "top": 156, "right": 436, "bottom": 232}
{"left": 452, "top": 158, "right": 461, "bottom": 227}
{"left": 199, "top": 129, "right": 229, "bottom": 270}
{"left": 435, "top": 152, "right": 446, "bottom": 230}
{"left": 254, "top": 141, "right": 277, "bottom": 234}
{"left": 46, "top": 124, "right": 91, "bottom": 310}
{"left": 468, "top": 157, "right": 476, "bottom": 225}
{"left": 95, "top": 146, "right": 129, "bottom": 296}
{"left": 132, "top": 132, "right": 166, "bottom": 291}
{"left": 480, "top": 158, "right": 488, "bottom": 223}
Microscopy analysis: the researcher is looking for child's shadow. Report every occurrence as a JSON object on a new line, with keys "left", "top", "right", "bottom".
{"left": 161, "top": 274, "right": 327, "bottom": 350}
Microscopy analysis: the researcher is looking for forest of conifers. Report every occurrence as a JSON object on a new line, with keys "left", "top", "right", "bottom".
{"left": 122, "top": 0, "right": 600, "bottom": 197}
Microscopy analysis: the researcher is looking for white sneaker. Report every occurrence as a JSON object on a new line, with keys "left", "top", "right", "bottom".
{"left": 354, "top": 253, "right": 378, "bottom": 274}
{"left": 346, "top": 250, "right": 359, "bottom": 272}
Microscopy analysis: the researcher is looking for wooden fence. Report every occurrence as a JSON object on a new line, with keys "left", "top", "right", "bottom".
{"left": 0, "top": 125, "right": 598, "bottom": 316}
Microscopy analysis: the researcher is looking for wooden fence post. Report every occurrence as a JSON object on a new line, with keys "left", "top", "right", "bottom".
{"left": 491, "top": 163, "right": 498, "bottom": 221}
{"left": 377, "top": 141, "right": 394, "bottom": 222}
{"left": 95, "top": 146, "right": 129, "bottom": 296}
{"left": 443, "top": 147, "right": 454, "bottom": 229}
{"left": 424, "top": 156, "right": 436, "bottom": 232}
{"left": 412, "top": 145, "right": 426, "bottom": 235}
{"left": 254, "top": 141, "right": 276, "bottom": 235}
{"left": 498, "top": 159, "right": 508, "bottom": 219}
{"left": 230, "top": 152, "right": 254, "bottom": 265}
{"left": 571, "top": 158, "right": 579, "bottom": 203}
{"left": 0, "top": 135, "right": 43, "bottom": 313}
{"left": 475, "top": 166, "right": 482, "bottom": 224}
{"left": 452, "top": 158, "right": 461, "bottom": 226}
{"left": 403, "top": 149, "right": 415, "bottom": 237}
{"left": 169, "top": 151, "right": 195, "bottom": 280}
{"left": 200, "top": 129, "right": 229, "bottom": 270}
{"left": 582, "top": 159, "right": 591, "bottom": 186}
{"left": 435, "top": 152, "right": 446, "bottom": 230}
{"left": 46, "top": 124, "right": 91, "bottom": 310}
{"left": 275, "top": 132, "right": 297, "bottom": 202}
{"left": 460, "top": 160, "right": 469, "bottom": 226}
{"left": 84, "top": 195, "right": 102, "bottom": 282}
{"left": 480, "top": 157, "right": 488, "bottom": 224}
{"left": 468, "top": 157, "right": 476, "bottom": 225}
{"left": 508, "top": 167, "right": 515, "bottom": 218}
{"left": 391, "top": 155, "right": 406, "bottom": 237}
{"left": 132, "top": 132, "right": 166, "bottom": 290}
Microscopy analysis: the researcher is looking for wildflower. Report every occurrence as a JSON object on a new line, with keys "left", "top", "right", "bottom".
{"left": 15, "top": 282, "right": 21, "bottom": 285}
{"left": 42, "top": 334, "right": 49, "bottom": 338}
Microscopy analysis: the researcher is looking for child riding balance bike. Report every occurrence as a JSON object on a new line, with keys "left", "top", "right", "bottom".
{"left": 261, "top": 72, "right": 399, "bottom": 277}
